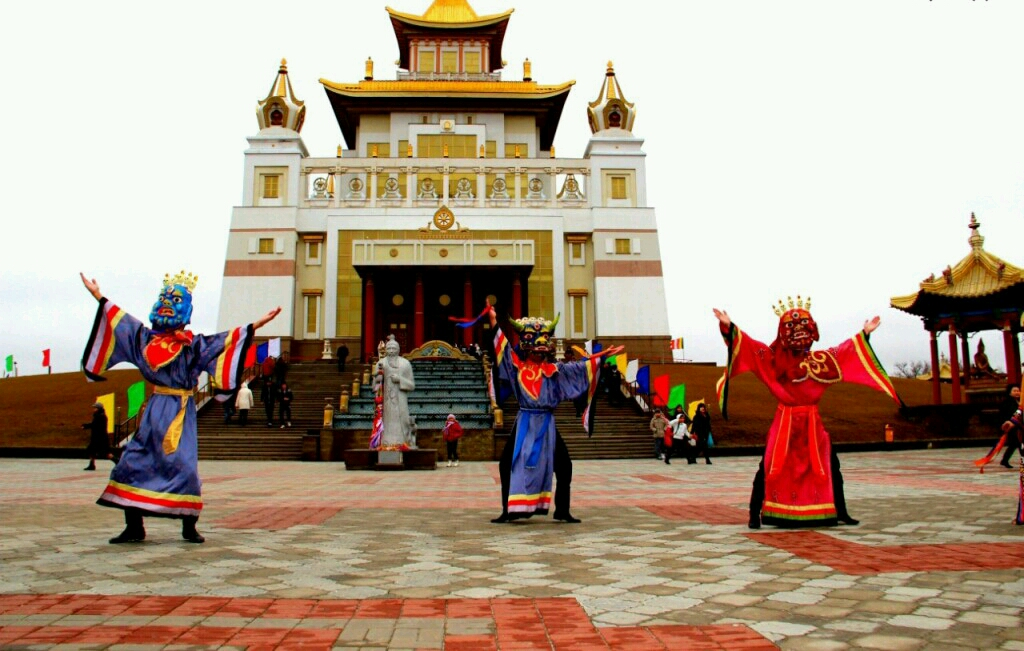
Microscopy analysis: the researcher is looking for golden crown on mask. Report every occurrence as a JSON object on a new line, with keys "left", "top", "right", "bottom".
{"left": 163, "top": 270, "right": 199, "bottom": 293}
{"left": 772, "top": 295, "right": 811, "bottom": 317}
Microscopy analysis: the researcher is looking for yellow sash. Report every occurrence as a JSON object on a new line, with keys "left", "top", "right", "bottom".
{"left": 153, "top": 387, "right": 195, "bottom": 455}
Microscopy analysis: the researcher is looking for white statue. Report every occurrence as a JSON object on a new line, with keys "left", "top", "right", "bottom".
{"left": 372, "top": 335, "right": 416, "bottom": 447}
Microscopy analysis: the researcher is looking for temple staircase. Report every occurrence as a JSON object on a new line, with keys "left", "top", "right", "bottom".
{"left": 196, "top": 362, "right": 351, "bottom": 460}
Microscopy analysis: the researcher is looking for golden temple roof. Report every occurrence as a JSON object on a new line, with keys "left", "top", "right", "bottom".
{"left": 386, "top": 0, "right": 513, "bottom": 28}
{"left": 890, "top": 213, "right": 1024, "bottom": 310}
{"left": 320, "top": 78, "right": 574, "bottom": 98}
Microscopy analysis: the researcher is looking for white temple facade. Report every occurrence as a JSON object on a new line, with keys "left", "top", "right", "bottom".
{"left": 216, "top": 0, "right": 671, "bottom": 363}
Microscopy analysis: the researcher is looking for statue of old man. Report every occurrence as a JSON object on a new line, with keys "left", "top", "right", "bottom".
{"left": 372, "top": 335, "right": 416, "bottom": 447}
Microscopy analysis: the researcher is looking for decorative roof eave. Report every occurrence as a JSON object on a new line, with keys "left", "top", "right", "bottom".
{"left": 321, "top": 81, "right": 573, "bottom": 150}
{"left": 385, "top": 5, "right": 513, "bottom": 29}
{"left": 320, "top": 79, "right": 574, "bottom": 98}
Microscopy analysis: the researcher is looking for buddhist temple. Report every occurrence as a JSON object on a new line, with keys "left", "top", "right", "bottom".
{"left": 216, "top": 0, "right": 671, "bottom": 364}
{"left": 890, "top": 213, "right": 1024, "bottom": 404}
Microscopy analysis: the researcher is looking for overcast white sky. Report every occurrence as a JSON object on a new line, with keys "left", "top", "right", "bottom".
{"left": 2, "top": 0, "right": 1023, "bottom": 377}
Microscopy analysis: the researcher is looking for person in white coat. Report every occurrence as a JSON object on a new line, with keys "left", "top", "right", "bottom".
{"left": 235, "top": 381, "right": 254, "bottom": 426}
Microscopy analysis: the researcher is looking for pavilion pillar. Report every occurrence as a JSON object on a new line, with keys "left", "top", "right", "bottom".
{"left": 414, "top": 274, "right": 425, "bottom": 349}
{"left": 1004, "top": 323, "right": 1020, "bottom": 386}
{"left": 960, "top": 334, "right": 971, "bottom": 388}
{"left": 363, "top": 277, "right": 376, "bottom": 363}
{"left": 929, "top": 330, "right": 941, "bottom": 405}
{"left": 462, "top": 273, "right": 473, "bottom": 348}
{"left": 948, "top": 329, "right": 962, "bottom": 404}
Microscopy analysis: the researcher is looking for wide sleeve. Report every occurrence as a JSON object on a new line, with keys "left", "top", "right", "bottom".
{"left": 81, "top": 298, "right": 147, "bottom": 381}
{"left": 716, "top": 323, "right": 774, "bottom": 418}
{"left": 397, "top": 359, "right": 416, "bottom": 391}
{"left": 195, "top": 324, "right": 255, "bottom": 394}
{"left": 555, "top": 357, "right": 601, "bottom": 402}
{"left": 493, "top": 329, "right": 517, "bottom": 384}
{"left": 832, "top": 332, "right": 903, "bottom": 406}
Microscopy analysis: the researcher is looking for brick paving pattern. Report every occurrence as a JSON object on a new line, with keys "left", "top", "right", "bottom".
{"left": 0, "top": 448, "right": 1022, "bottom": 649}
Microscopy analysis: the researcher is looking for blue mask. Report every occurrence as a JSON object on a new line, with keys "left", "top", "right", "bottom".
{"left": 149, "top": 284, "right": 193, "bottom": 331}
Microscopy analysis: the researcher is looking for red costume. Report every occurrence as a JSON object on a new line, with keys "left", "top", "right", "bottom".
{"left": 717, "top": 300, "right": 901, "bottom": 527}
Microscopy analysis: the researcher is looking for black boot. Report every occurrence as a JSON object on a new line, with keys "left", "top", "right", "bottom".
{"left": 490, "top": 513, "right": 511, "bottom": 523}
{"left": 84, "top": 461, "right": 96, "bottom": 471}
{"left": 748, "top": 513, "right": 761, "bottom": 529}
{"left": 553, "top": 512, "right": 582, "bottom": 523}
{"left": 182, "top": 516, "right": 205, "bottom": 543}
{"left": 110, "top": 510, "right": 145, "bottom": 544}
{"left": 838, "top": 515, "right": 860, "bottom": 526}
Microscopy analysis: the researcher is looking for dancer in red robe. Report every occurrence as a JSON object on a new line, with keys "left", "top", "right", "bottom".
{"left": 714, "top": 298, "right": 901, "bottom": 528}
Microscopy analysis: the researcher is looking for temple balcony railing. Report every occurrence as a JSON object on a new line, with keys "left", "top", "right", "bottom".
{"left": 300, "top": 157, "right": 590, "bottom": 210}
{"left": 396, "top": 70, "right": 503, "bottom": 82}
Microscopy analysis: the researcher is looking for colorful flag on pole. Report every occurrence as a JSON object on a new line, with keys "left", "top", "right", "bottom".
{"left": 636, "top": 366, "right": 650, "bottom": 395}
{"left": 687, "top": 398, "right": 705, "bottom": 420}
{"left": 625, "top": 359, "right": 639, "bottom": 383}
{"left": 584, "top": 340, "right": 593, "bottom": 356}
{"left": 42, "top": 349, "right": 50, "bottom": 367}
{"left": 669, "top": 338, "right": 684, "bottom": 350}
{"left": 592, "top": 342, "right": 603, "bottom": 356}
{"left": 653, "top": 374, "right": 670, "bottom": 407}
{"left": 4, "top": 355, "right": 12, "bottom": 373}
{"left": 95, "top": 393, "right": 115, "bottom": 434}
{"left": 615, "top": 353, "right": 628, "bottom": 376}
{"left": 244, "top": 344, "right": 257, "bottom": 370}
{"left": 667, "top": 384, "right": 687, "bottom": 410}
{"left": 126, "top": 381, "right": 146, "bottom": 418}
{"left": 268, "top": 338, "right": 282, "bottom": 359}
{"left": 256, "top": 341, "right": 270, "bottom": 363}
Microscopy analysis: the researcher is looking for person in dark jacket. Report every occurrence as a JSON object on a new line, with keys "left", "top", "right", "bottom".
{"left": 278, "top": 382, "right": 294, "bottom": 428}
{"left": 83, "top": 402, "right": 110, "bottom": 471}
{"left": 261, "top": 375, "right": 277, "bottom": 427}
{"left": 690, "top": 402, "right": 713, "bottom": 465}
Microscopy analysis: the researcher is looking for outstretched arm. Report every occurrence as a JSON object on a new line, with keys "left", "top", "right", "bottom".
{"left": 713, "top": 308, "right": 731, "bottom": 329}
{"left": 863, "top": 316, "right": 880, "bottom": 336}
{"left": 80, "top": 272, "right": 103, "bottom": 301}
{"left": 253, "top": 307, "right": 282, "bottom": 331}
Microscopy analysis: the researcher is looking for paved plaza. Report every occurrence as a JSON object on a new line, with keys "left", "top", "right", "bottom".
{"left": 0, "top": 448, "right": 1022, "bottom": 650}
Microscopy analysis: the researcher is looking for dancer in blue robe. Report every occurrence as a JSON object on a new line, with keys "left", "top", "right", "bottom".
{"left": 486, "top": 305, "right": 621, "bottom": 523}
{"left": 80, "top": 272, "right": 280, "bottom": 543}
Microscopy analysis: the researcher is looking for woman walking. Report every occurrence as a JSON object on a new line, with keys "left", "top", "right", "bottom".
{"left": 690, "top": 402, "right": 713, "bottom": 465}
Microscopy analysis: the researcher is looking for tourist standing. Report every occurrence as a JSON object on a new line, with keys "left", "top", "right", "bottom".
{"left": 649, "top": 408, "right": 670, "bottom": 460}
{"left": 82, "top": 402, "right": 110, "bottom": 471}
{"left": 278, "top": 382, "right": 293, "bottom": 428}
{"left": 690, "top": 403, "right": 713, "bottom": 465}
{"left": 235, "top": 381, "right": 254, "bottom": 426}
{"left": 442, "top": 414, "right": 463, "bottom": 467}
{"left": 262, "top": 375, "right": 276, "bottom": 427}
{"left": 336, "top": 342, "right": 349, "bottom": 373}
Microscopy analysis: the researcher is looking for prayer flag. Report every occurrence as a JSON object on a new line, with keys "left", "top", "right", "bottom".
{"left": 95, "top": 393, "right": 115, "bottom": 434}
{"left": 126, "top": 381, "right": 145, "bottom": 418}
{"left": 268, "top": 337, "right": 281, "bottom": 358}
{"left": 669, "top": 337, "right": 684, "bottom": 350}
{"left": 615, "top": 353, "right": 628, "bottom": 376}
{"left": 592, "top": 342, "right": 603, "bottom": 355}
{"left": 688, "top": 398, "right": 705, "bottom": 420}
{"left": 653, "top": 374, "right": 670, "bottom": 407}
{"left": 625, "top": 359, "right": 639, "bottom": 383}
{"left": 244, "top": 343, "right": 257, "bottom": 369}
{"left": 4, "top": 355, "right": 12, "bottom": 373}
{"left": 584, "top": 340, "right": 593, "bottom": 356}
{"left": 256, "top": 341, "right": 269, "bottom": 363}
{"left": 636, "top": 366, "right": 650, "bottom": 395}
{"left": 42, "top": 349, "right": 50, "bottom": 367}
{"left": 667, "top": 384, "right": 686, "bottom": 410}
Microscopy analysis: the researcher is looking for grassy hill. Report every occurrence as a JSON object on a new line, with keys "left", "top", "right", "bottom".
{"left": 0, "top": 369, "right": 146, "bottom": 448}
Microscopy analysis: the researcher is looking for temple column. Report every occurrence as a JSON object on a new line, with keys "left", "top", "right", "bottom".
{"left": 949, "top": 328, "right": 962, "bottom": 404}
{"left": 1005, "top": 323, "right": 1020, "bottom": 386}
{"left": 414, "top": 274, "right": 425, "bottom": 348}
{"left": 930, "top": 330, "right": 941, "bottom": 405}
{"left": 463, "top": 273, "right": 473, "bottom": 348}
{"left": 363, "top": 276, "right": 376, "bottom": 363}
{"left": 961, "top": 333, "right": 971, "bottom": 388}
{"left": 512, "top": 271, "right": 523, "bottom": 347}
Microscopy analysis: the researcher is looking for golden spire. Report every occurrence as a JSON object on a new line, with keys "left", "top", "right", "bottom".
{"left": 422, "top": 0, "right": 479, "bottom": 22}
{"left": 586, "top": 61, "right": 635, "bottom": 134}
{"left": 257, "top": 58, "right": 306, "bottom": 132}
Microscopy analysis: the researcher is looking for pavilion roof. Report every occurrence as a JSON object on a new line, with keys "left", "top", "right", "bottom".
{"left": 890, "top": 214, "right": 1024, "bottom": 318}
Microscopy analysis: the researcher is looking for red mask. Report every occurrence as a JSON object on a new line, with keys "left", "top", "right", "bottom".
{"left": 777, "top": 308, "right": 819, "bottom": 352}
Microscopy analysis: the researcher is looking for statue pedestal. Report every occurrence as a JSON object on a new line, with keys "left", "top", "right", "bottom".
{"left": 343, "top": 449, "right": 437, "bottom": 470}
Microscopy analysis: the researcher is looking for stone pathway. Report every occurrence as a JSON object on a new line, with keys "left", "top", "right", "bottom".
{"left": 0, "top": 449, "right": 1021, "bottom": 649}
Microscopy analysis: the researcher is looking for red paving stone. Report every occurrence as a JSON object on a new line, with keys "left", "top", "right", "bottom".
{"left": 642, "top": 501, "right": 750, "bottom": 525}
{"left": 749, "top": 530, "right": 1024, "bottom": 574}
{"left": 0, "top": 594, "right": 776, "bottom": 650}
{"left": 634, "top": 473, "right": 680, "bottom": 483}
{"left": 214, "top": 505, "right": 343, "bottom": 530}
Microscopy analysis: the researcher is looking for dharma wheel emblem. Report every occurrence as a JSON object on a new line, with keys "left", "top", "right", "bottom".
{"left": 433, "top": 206, "right": 455, "bottom": 230}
